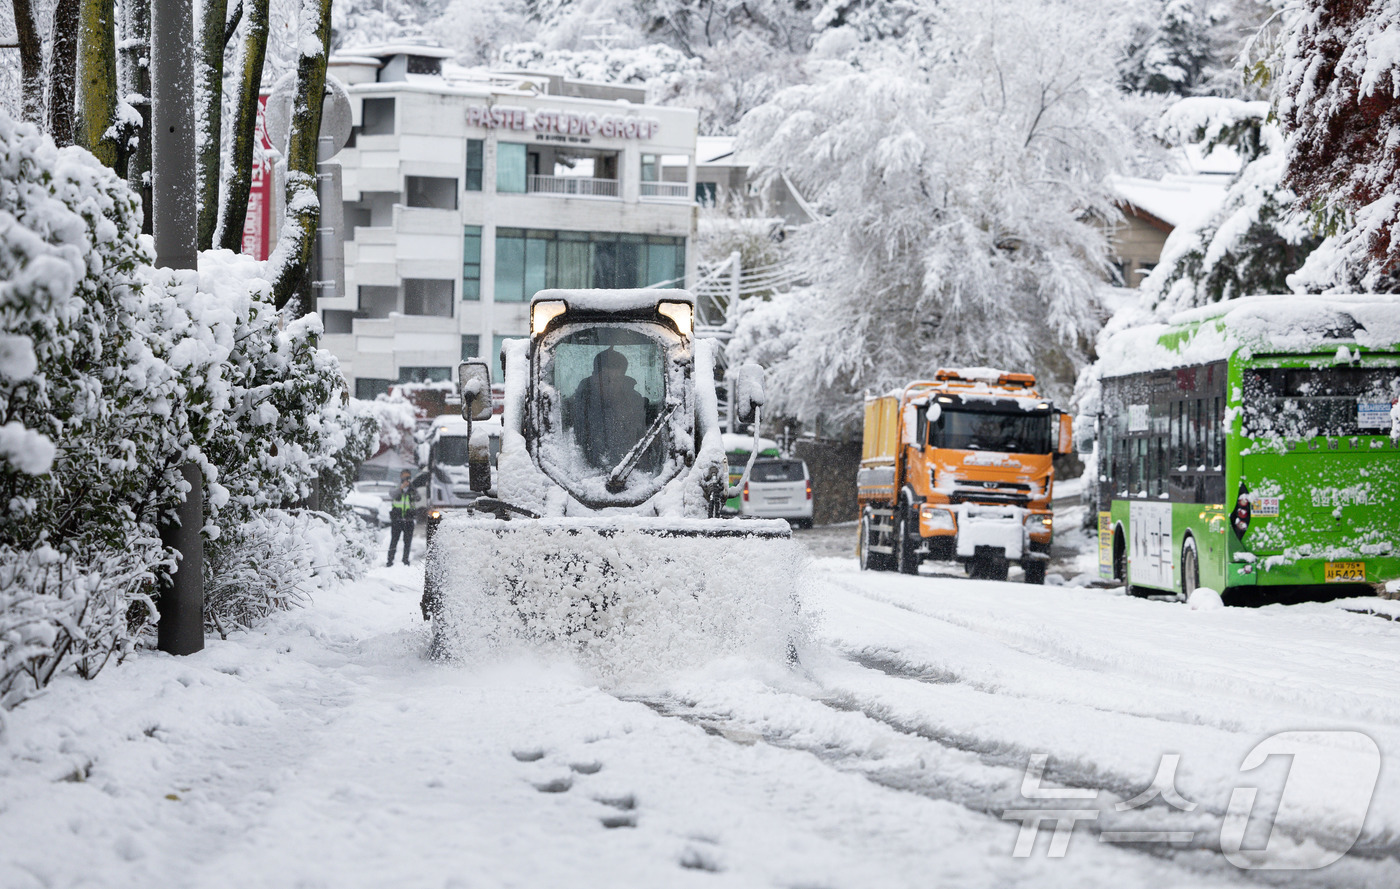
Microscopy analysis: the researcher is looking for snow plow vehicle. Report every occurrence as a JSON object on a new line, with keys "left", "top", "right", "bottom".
{"left": 857, "top": 369, "right": 1073, "bottom": 582}
{"left": 421, "top": 289, "right": 804, "bottom": 662}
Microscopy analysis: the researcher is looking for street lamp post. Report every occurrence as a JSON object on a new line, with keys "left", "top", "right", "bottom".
{"left": 151, "top": 0, "right": 204, "bottom": 655}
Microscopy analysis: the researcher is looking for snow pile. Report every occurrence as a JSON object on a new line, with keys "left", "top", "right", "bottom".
{"left": 1187, "top": 586, "right": 1224, "bottom": 610}
{"left": 428, "top": 516, "right": 810, "bottom": 683}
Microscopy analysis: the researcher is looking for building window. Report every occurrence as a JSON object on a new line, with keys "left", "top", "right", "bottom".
{"left": 322, "top": 309, "right": 357, "bottom": 334}
{"left": 356, "top": 378, "right": 391, "bottom": 400}
{"left": 406, "top": 176, "right": 458, "bottom": 210}
{"left": 397, "top": 366, "right": 451, "bottom": 383}
{"left": 696, "top": 182, "right": 717, "bottom": 205}
{"left": 360, "top": 98, "right": 394, "bottom": 136}
{"left": 641, "top": 153, "right": 659, "bottom": 182}
{"left": 403, "top": 279, "right": 454, "bottom": 316}
{"left": 492, "top": 334, "right": 512, "bottom": 382}
{"left": 406, "top": 55, "right": 442, "bottom": 76}
{"left": 497, "top": 142, "right": 527, "bottom": 193}
{"left": 359, "top": 285, "right": 398, "bottom": 319}
{"left": 462, "top": 226, "right": 482, "bottom": 300}
{"left": 461, "top": 334, "right": 479, "bottom": 361}
{"left": 494, "top": 228, "right": 686, "bottom": 301}
{"left": 466, "top": 140, "right": 483, "bottom": 191}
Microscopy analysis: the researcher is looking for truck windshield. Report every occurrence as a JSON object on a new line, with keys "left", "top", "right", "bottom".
{"left": 928, "top": 408, "right": 1050, "bottom": 454}
{"left": 1243, "top": 366, "right": 1400, "bottom": 438}
{"left": 434, "top": 437, "right": 469, "bottom": 466}
{"left": 553, "top": 326, "right": 666, "bottom": 474}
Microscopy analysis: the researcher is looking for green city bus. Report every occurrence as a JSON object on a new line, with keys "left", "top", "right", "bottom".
{"left": 1090, "top": 295, "right": 1400, "bottom": 599}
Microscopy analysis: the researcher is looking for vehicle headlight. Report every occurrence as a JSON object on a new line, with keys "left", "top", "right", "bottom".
{"left": 920, "top": 505, "right": 956, "bottom": 530}
{"left": 531, "top": 300, "right": 567, "bottom": 336}
{"left": 658, "top": 300, "right": 692, "bottom": 336}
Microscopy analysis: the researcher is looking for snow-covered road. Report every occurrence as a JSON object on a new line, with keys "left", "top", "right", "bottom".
{"left": 3, "top": 538, "right": 1398, "bottom": 888}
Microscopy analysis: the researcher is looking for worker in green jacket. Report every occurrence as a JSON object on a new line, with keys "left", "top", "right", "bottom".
{"left": 387, "top": 468, "right": 427, "bottom": 566}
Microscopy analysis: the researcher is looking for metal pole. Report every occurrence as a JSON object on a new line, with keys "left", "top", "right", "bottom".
{"left": 151, "top": 0, "right": 196, "bottom": 269}
{"left": 152, "top": 0, "right": 203, "bottom": 653}
{"left": 157, "top": 463, "right": 205, "bottom": 654}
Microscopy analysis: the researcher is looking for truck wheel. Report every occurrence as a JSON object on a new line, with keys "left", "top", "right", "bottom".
{"left": 895, "top": 511, "right": 919, "bottom": 575}
{"left": 1024, "top": 560, "right": 1046, "bottom": 585}
{"left": 859, "top": 512, "right": 884, "bottom": 571}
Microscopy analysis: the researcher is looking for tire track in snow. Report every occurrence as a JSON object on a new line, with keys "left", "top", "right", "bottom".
{"left": 622, "top": 656, "right": 1400, "bottom": 888}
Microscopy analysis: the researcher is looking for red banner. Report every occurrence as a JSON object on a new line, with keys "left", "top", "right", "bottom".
{"left": 241, "top": 95, "right": 274, "bottom": 260}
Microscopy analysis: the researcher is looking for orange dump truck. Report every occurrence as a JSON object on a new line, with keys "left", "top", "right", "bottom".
{"left": 857, "top": 369, "right": 1073, "bottom": 582}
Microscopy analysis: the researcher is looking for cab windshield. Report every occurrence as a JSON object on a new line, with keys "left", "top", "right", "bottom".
{"left": 434, "top": 437, "right": 469, "bottom": 466}
{"left": 553, "top": 326, "right": 666, "bottom": 475}
{"left": 928, "top": 407, "right": 1051, "bottom": 454}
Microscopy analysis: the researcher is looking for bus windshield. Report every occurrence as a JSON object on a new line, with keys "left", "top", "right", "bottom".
{"left": 1243, "top": 366, "right": 1400, "bottom": 438}
{"left": 928, "top": 408, "right": 1050, "bottom": 454}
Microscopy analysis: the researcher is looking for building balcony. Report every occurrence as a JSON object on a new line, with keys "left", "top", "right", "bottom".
{"left": 640, "top": 181, "right": 691, "bottom": 200}
{"left": 526, "top": 175, "right": 619, "bottom": 198}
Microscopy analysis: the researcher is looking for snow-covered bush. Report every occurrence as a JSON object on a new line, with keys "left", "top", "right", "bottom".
{"left": 352, "top": 392, "right": 420, "bottom": 462}
{"left": 0, "top": 111, "right": 189, "bottom": 709}
{"left": 204, "top": 508, "right": 372, "bottom": 636}
{"left": 0, "top": 109, "right": 371, "bottom": 710}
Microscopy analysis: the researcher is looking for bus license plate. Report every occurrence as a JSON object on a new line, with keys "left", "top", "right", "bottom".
{"left": 1325, "top": 561, "right": 1366, "bottom": 583}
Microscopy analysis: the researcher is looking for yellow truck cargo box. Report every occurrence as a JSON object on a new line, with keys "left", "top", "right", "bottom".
{"left": 862, "top": 396, "right": 899, "bottom": 463}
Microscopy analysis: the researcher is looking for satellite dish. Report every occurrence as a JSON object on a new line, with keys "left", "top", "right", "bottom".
{"left": 264, "top": 73, "right": 354, "bottom": 159}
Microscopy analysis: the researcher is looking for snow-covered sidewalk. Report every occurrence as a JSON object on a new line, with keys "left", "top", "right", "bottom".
{"left": 2, "top": 555, "right": 1396, "bottom": 887}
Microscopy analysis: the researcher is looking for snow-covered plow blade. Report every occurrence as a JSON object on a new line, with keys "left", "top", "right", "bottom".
{"left": 424, "top": 513, "right": 806, "bottom": 670}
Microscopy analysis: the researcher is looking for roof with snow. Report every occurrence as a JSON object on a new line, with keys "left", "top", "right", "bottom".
{"left": 342, "top": 43, "right": 457, "bottom": 59}
{"left": 697, "top": 137, "right": 743, "bottom": 166}
{"left": 1111, "top": 174, "right": 1231, "bottom": 231}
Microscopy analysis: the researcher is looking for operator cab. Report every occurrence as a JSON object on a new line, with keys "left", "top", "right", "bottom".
{"left": 527, "top": 289, "right": 696, "bottom": 509}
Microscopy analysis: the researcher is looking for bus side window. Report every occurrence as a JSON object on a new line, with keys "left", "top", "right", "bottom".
{"left": 1213, "top": 396, "right": 1223, "bottom": 469}
{"left": 1193, "top": 399, "right": 1203, "bottom": 469}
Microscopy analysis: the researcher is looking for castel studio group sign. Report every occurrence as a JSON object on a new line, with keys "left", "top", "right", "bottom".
{"left": 465, "top": 104, "right": 662, "bottom": 141}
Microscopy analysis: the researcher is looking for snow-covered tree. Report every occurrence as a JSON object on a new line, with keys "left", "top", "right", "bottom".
{"left": 1120, "top": 0, "right": 1227, "bottom": 96}
{"left": 1142, "top": 96, "right": 1319, "bottom": 311}
{"left": 728, "top": 0, "right": 1133, "bottom": 426}
{"left": 1278, "top": 0, "right": 1400, "bottom": 292}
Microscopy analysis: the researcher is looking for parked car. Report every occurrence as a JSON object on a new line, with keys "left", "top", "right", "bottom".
{"left": 740, "top": 458, "right": 813, "bottom": 528}
{"left": 346, "top": 487, "right": 391, "bottom": 526}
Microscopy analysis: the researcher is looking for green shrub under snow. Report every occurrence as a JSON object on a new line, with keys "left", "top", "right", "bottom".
{"left": 0, "top": 109, "right": 371, "bottom": 716}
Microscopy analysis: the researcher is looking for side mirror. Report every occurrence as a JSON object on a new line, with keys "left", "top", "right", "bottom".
{"left": 733, "top": 363, "right": 766, "bottom": 426}
{"left": 458, "top": 359, "right": 492, "bottom": 421}
{"left": 1057, "top": 412, "right": 1074, "bottom": 455}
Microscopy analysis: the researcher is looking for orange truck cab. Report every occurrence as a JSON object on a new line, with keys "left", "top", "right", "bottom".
{"left": 856, "top": 368, "right": 1073, "bottom": 582}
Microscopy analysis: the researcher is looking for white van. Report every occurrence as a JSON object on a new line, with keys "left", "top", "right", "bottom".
{"left": 741, "top": 458, "right": 814, "bottom": 528}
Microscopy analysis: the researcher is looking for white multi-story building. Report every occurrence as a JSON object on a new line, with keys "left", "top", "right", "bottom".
{"left": 321, "top": 45, "right": 699, "bottom": 397}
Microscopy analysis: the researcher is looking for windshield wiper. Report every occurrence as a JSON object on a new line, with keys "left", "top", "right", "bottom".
{"left": 605, "top": 401, "right": 679, "bottom": 493}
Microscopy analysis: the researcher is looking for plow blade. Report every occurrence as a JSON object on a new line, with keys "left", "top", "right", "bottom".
{"left": 424, "top": 514, "right": 807, "bottom": 674}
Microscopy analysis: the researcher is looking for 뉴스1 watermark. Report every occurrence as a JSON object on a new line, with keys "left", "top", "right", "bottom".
{"left": 1001, "top": 731, "right": 1380, "bottom": 870}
